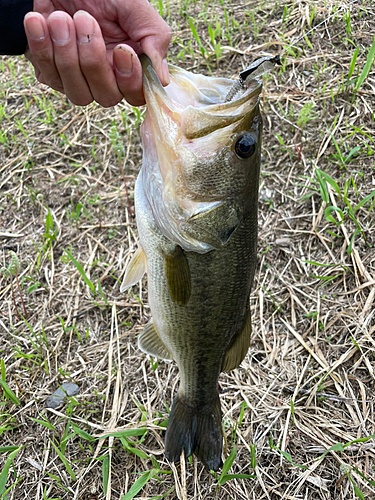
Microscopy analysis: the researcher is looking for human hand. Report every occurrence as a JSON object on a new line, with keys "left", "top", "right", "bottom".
{"left": 24, "top": 0, "right": 171, "bottom": 106}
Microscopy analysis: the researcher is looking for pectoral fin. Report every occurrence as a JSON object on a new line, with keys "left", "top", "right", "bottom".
{"left": 222, "top": 309, "right": 252, "bottom": 372}
{"left": 138, "top": 320, "right": 173, "bottom": 362}
{"left": 120, "top": 247, "right": 147, "bottom": 292}
{"left": 163, "top": 246, "right": 191, "bottom": 306}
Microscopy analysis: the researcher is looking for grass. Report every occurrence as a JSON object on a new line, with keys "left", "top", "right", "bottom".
{"left": 0, "top": 0, "right": 375, "bottom": 498}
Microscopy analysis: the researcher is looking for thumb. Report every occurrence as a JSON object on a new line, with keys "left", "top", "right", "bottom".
{"left": 117, "top": 0, "right": 172, "bottom": 87}
{"left": 140, "top": 28, "right": 171, "bottom": 86}
{"left": 33, "top": 0, "right": 55, "bottom": 17}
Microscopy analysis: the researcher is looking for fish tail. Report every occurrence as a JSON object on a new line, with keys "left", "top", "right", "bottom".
{"left": 164, "top": 391, "right": 222, "bottom": 471}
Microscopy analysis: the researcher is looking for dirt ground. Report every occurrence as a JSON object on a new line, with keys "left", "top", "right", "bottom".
{"left": 0, "top": 0, "right": 374, "bottom": 499}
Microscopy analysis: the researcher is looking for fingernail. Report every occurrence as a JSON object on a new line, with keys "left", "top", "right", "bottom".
{"left": 49, "top": 16, "right": 70, "bottom": 46}
{"left": 25, "top": 14, "right": 45, "bottom": 41}
{"left": 74, "top": 11, "right": 95, "bottom": 44}
{"left": 162, "top": 58, "right": 170, "bottom": 85}
{"left": 115, "top": 47, "right": 133, "bottom": 76}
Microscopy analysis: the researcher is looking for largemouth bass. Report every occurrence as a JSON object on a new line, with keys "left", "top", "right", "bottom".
{"left": 122, "top": 55, "right": 277, "bottom": 470}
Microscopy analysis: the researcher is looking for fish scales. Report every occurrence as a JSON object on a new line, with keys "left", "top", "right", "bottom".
{"left": 122, "top": 54, "right": 276, "bottom": 470}
{"left": 138, "top": 176, "right": 258, "bottom": 399}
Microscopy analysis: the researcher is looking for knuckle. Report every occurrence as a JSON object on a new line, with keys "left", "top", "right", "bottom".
{"left": 123, "top": 94, "right": 145, "bottom": 107}
{"left": 69, "top": 97, "right": 93, "bottom": 106}
{"left": 160, "top": 24, "right": 172, "bottom": 45}
{"left": 78, "top": 55, "right": 100, "bottom": 72}
{"left": 97, "top": 96, "right": 122, "bottom": 108}
{"left": 33, "top": 48, "right": 53, "bottom": 65}
{"left": 66, "top": 88, "right": 93, "bottom": 106}
{"left": 55, "top": 58, "right": 73, "bottom": 73}
{"left": 165, "top": 25, "right": 173, "bottom": 39}
{"left": 48, "top": 78, "right": 64, "bottom": 92}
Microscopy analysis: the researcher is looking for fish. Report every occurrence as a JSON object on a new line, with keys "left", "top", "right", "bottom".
{"left": 121, "top": 54, "right": 277, "bottom": 470}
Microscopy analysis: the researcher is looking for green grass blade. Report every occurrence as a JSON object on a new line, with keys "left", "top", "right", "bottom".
{"left": 250, "top": 443, "right": 257, "bottom": 468}
{"left": 303, "top": 32, "right": 313, "bottom": 51}
{"left": 208, "top": 24, "right": 214, "bottom": 46}
{"left": 65, "top": 250, "right": 95, "bottom": 293}
{"left": 148, "top": 486, "right": 175, "bottom": 499}
{"left": 189, "top": 18, "right": 206, "bottom": 57}
{"left": 352, "top": 466, "right": 375, "bottom": 487}
{"left": 0, "top": 448, "right": 21, "bottom": 498}
{"left": 50, "top": 440, "right": 76, "bottom": 481}
{"left": 102, "top": 455, "right": 110, "bottom": 495}
{"left": 61, "top": 414, "right": 72, "bottom": 455}
{"left": 348, "top": 47, "right": 359, "bottom": 81}
{"left": 0, "top": 379, "right": 20, "bottom": 405}
{"left": 70, "top": 423, "right": 95, "bottom": 442}
{"left": 318, "top": 442, "right": 345, "bottom": 459}
{"left": 121, "top": 469, "right": 158, "bottom": 500}
{"left": 354, "top": 189, "right": 375, "bottom": 212}
{"left": 28, "top": 417, "right": 55, "bottom": 431}
{"left": 311, "top": 274, "right": 341, "bottom": 284}
{"left": 355, "top": 36, "right": 375, "bottom": 91}
{"left": 218, "top": 445, "right": 236, "bottom": 484}
{"left": 238, "top": 401, "right": 247, "bottom": 426}
{"left": 353, "top": 485, "right": 365, "bottom": 500}
{"left": 273, "top": 447, "right": 308, "bottom": 470}
{"left": 346, "top": 433, "right": 375, "bottom": 445}
{"left": 96, "top": 279, "right": 108, "bottom": 304}
{"left": 189, "top": 18, "right": 200, "bottom": 45}
{"left": 316, "top": 168, "right": 341, "bottom": 196}
{"left": 324, "top": 206, "right": 344, "bottom": 224}
{"left": 100, "top": 428, "right": 147, "bottom": 439}
{"left": 344, "top": 145, "right": 361, "bottom": 164}
{"left": 347, "top": 228, "right": 362, "bottom": 255}
{"left": 330, "top": 135, "right": 345, "bottom": 164}
{"left": 302, "top": 260, "right": 341, "bottom": 267}
{"left": 315, "top": 169, "right": 329, "bottom": 203}
{"left": 0, "top": 477, "right": 22, "bottom": 499}
{"left": 0, "top": 447, "right": 19, "bottom": 454}
{"left": 121, "top": 438, "right": 149, "bottom": 459}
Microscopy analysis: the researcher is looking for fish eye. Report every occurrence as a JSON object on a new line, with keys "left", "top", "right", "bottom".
{"left": 234, "top": 134, "right": 256, "bottom": 159}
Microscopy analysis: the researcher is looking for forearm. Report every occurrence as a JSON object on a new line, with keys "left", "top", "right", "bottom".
{"left": 0, "top": 0, "right": 33, "bottom": 55}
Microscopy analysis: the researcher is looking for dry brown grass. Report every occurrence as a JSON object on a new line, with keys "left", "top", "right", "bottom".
{"left": 0, "top": 0, "right": 374, "bottom": 499}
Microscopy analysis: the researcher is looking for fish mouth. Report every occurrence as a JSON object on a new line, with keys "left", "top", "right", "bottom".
{"left": 140, "top": 54, "right": 261, "bottom": 141}
{"left": 140, "top": 54, "right": 262, "bottom": 187}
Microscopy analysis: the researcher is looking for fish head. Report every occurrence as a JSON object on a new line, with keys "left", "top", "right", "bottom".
{"left": 140, "top": 55, "right": 263, "bottom": 252}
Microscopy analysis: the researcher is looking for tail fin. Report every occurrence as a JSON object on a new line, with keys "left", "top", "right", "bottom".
{"left": 164, "top": 391, "right": 223, "bottom": 471}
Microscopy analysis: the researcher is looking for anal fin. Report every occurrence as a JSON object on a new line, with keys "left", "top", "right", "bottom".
{"left": 221, "top": 309, "right": 252, "bottom": 372}
{"left": 163, "top": 246, "right": 191, "bottom": 306}
{"left": 138, "top": 320, "right": 173, "bottom": 362}
{"left": 120, "top": 247, "right": 147, "bottom": 292}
